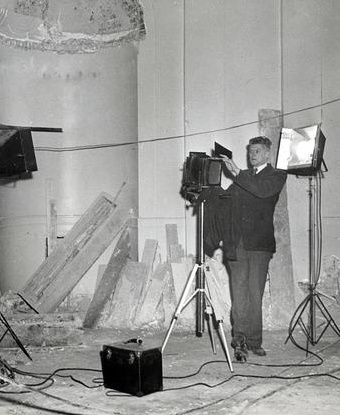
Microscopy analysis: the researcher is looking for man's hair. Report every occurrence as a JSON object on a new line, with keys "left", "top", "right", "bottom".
{"left": 248, "top": 136, "right": 272, "bottom": 149}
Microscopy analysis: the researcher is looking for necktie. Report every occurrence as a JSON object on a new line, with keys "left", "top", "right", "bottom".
{"left": 252, "top": 167, "right": 258, "bottom": 175}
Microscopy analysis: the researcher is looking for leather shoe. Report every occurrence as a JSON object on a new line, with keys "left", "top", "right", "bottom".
{"left": 232, "top": 340, "right": 248, "bottom": 363}
{"left": 248, "top": 346, "right": 266, "bottom": 356}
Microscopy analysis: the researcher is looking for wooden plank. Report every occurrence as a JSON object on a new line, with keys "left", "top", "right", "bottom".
{"left": 169, "top": 244, "right": 185, "bottom": 263}
{"left": 134, "top": 263, "right": 170, "bottom": 327}
{"left": 128, "top": 216, "right": 138, "bottom": 261}
{"left": 159, "top": 269, "right": 177, "bottom": 327}
{"left": 101, "top": 261, "right": 148, "bottom": 328}
{"left": 45, "top": 179, "right": 58, "bottom": 256}
{"left": 141, "top": 239, "right": 158, "bottom": 271}
{"left": 166, "top": 224, "right": 179, "bottom": 261}
{"left": 82, "top": 225, "right": 131, "bottom": 329}
{"left": 127, "top": 261, "right": 150, "bottom": 325}
{"left": 95, "top": 265, "right": 107, "bottom": 290}
{"left": 19, "top": 192, "right": 129, "bottom": 313}
{"left": 137, "top": 239, "right": 159, "bottom": 311}
{"left": 171, "top": 260, "right": 196, "bottom": 326}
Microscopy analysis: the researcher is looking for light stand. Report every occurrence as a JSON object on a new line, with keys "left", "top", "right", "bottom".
{"left": 161, "top": 196, "right": 234, "bottom": 372}
{"left": 286, "top": 172, "right": 340, "bottom": 352}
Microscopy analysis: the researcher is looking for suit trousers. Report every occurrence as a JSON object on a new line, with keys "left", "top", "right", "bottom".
{"left": 227, "top": 242, "right": 272, "bottom": 348}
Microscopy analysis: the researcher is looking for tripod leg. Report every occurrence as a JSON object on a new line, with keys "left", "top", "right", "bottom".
{"left": 285, "top": 294, "right": 310, "bottom": 344}
{"left": 161, "top": 264, "right": 199, "bottom": 353}
{"left": 315, "top": 293, "right": 340, "bottom": 337}
{"left": 205, "top": 304, "right": 217, "bottom": 354}
{"left": 217, "top": 320, "right": 234, "bottom": 372}
{"left": 161, "top": 318, "right": 178, "bottom": 354}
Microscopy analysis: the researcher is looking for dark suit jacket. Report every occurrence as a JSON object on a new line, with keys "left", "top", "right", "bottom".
{"left": 203, "top": 164, "right": 287, "bottom": 260}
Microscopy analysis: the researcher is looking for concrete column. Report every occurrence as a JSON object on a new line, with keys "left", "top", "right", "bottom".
{"left": 0, "top": 0, "right": 145, "bottom": 294}
{"left": 259, "top": 109, "right": 296, "bottom": 327}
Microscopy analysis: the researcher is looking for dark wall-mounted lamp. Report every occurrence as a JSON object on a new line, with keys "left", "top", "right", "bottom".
{"left": 0, "top": 125, "right": 62, "bottom": 179}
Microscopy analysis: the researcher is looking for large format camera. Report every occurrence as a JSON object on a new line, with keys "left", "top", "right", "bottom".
{"left": 182, "top": 151, "right": 222, "bottom": 193}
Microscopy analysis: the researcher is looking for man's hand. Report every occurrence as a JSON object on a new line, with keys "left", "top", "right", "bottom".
{"left": 221, "top": 155, "right": 240, "bottom": 176}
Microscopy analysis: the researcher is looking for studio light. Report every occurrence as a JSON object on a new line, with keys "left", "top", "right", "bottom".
{"left": 275, "top": 124, "right": 326, "bottom": 175}
{"left": 280, "top": 123, "right": 340, "bottom": 350}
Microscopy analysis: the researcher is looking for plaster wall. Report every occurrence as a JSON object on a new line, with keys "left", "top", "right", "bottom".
{"left": 138, "top": 0, "right": 340, "bottom": 306}
{"left": 138, "top": 0, "right": 281, "bottom": 260}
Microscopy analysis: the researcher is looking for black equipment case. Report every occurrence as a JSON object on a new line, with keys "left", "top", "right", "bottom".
{"left": 100, "top": 341, "right": 163, "bottom": 397}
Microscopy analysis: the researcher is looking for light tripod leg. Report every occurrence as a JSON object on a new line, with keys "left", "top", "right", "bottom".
{"left": 315, "top": 292, "right": 340, "bottom": 337}
{"left": 287, "top": 175, "right": 340, "bottom": 351}
{"left": 217, "top": 320, "right": 234, "bottom": 372}
{"left": 204, "top": 263, "right": 234, "bottom": 371}
{"left": 161, "top": 318, "right": 178, "bottom": 354}
{"left": 286, "top": 289, "right": 340, "bottom": 353}
{"left": 285, "top": 294, "right": 310, "bottom": 344}
{"left": 205, "top": 304, "right": 217, "bottom": 354}
{"left": 161, "top": 264, "right": 199, "bottom": 354}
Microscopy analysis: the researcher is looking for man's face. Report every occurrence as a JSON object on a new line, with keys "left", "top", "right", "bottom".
{"left": 248, "top": 144, "right": 270, "bottom": 167}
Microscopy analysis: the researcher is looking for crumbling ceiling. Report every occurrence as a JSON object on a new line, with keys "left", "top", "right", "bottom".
{"left": 0, "top": 0, "right": 146, "bottom": 53}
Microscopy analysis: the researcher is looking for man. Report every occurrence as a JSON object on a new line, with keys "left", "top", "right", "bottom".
{"left": 220, "top": 136, "right": 287, "bottom": 361}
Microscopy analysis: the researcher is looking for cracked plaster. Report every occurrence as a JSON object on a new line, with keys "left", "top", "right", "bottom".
{"left": 0, "top": 0, "right": 146, "bottom": 53}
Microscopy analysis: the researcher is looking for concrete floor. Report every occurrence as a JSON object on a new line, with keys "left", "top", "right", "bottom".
{"left": 0, "top": 302, "right": 339, "bottom": 415}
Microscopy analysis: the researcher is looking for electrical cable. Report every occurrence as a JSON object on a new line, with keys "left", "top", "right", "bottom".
{"left": 163, "top": 348, "right": 323, "bottom": 382}
{"left": 161, "top": 321, "right": 340, "bottom": 393}
{"left": 1, "top": 353, "right": 338, "bottom": 399}
{"left": 103, "top": 365, "right": 340, "bottom": 396}
{"left": 5, "top": 358, "right": 339, "bottom": 397}
{"left": 161, "top": 360, "right": 340, "bottom": 394}
{"left": 0, "top": 372, "right": 114, "bottom": 415}
{"left": 162, "top": 371, "right": 340, "bottom": 393}
{"left": 0, "top": 366, "right": 103, "bottom": 394}
{"left": 33, "top": 97, "right": 340, "bottom": 153}
{"left": 0, "top": 378, "right": 55, "bottom": 394}
{"left": 315, "top": 171, "right": 323, "bottom": 285}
